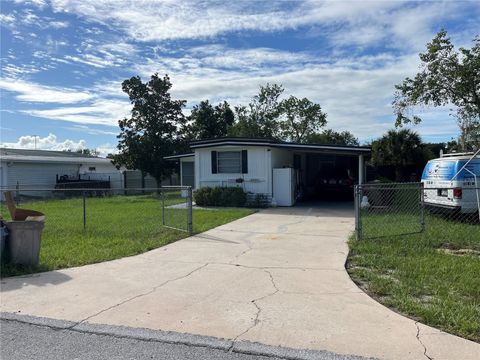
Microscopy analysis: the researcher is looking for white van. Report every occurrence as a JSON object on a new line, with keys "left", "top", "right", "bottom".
{"left": 421, "top": 153, "right": 480, "bottom": 214}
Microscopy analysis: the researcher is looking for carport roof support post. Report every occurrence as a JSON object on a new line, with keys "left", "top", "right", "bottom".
{"left": 358, "top": 154, "right": 365, "bottom": 185}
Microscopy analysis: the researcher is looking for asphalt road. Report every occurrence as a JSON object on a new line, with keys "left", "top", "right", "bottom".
{"left": 0, "top": 319, "right": 371, "bottom": 360}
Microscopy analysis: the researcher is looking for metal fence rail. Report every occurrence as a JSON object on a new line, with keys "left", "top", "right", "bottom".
{"left": 355, "top": 182, "right": 480, "bottom": 240}
{"left": 0, "top": 186, "right": 193, "bottom": 236}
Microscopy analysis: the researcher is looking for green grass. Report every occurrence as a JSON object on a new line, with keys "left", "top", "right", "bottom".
{"left": 348, "top": 213, "right": 480, "bottom": 342}
{"left": 1, "top": 194, "right": 254, "bottom": 277}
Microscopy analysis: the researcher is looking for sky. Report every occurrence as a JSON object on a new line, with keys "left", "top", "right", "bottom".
{"left": 0, "top": 0, "right": 479, "bottom": 156}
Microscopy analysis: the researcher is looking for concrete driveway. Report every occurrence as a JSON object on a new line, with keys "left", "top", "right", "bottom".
{"left": 1, "top": 204, "right": 478, "bottom": 360}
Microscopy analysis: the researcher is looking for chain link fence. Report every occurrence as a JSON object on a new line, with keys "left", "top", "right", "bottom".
{"left": 0, "top": 186, "right": 193, "bottom": 237}
{"left": 355, "top": 182, "right": 480, "bottom": 240}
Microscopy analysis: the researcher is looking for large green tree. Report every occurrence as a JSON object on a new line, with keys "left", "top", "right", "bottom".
{"left": 229, "top": 83, "right": 284, "bottom": 138}
{"left": 112, "top": 74, "right": 186, "bottom": 181}
{"left": 371, "top": 129, "right": 426, "bottom": 181}
{"left": 304, "top": 129, "right": 358, "bottom": 146}
{"left": 187, "top": 100, "right": 234, "bottom": 140}
{"left": 393, "top": 30, "right": 480, "bottom": 150}
{"left": 278, "top": 96, "right": 327, "bottom": 142}
{"left": 229, "top": 83, "right": 327, "bottom": 142}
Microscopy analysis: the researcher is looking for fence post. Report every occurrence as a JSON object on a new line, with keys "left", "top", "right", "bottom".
{"left": 187, "top": 187, "right": 193, "bottom": 235}
{"left": 15, "top": 182, "right": 19, "bottom": 206}
{"left": 420, "top": 182, "right": 425, "bottom": 233}
{"left": 83, "top": 191, "right": 86, "bottom": 230}
{"left": 354, "top": 185, "right": 362, "bottom": 240}
{"left": 161, "top": 189, "right": 165, "bottom": 226}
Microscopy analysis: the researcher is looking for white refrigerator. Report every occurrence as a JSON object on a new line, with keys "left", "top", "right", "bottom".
{"left": 272, "top": 168, "right": 296, "bottom": 206}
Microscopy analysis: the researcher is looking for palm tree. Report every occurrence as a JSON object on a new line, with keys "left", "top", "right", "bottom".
{"left": 371, "top": 129, "right": 425, "bottom": 181}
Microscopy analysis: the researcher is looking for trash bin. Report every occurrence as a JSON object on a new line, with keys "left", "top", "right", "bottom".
{"left": 6, "top": 220, "right": 45, "bottom": 266}
{"left": 0, "top": 221, "right": 8, "bottom": 261}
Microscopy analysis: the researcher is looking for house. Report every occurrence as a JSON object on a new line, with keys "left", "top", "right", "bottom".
{"left": 165, "top": 137, "right": 371, "bottom": 206}
{"left": 0, "top": 148, "right": 123, "bottom": 197}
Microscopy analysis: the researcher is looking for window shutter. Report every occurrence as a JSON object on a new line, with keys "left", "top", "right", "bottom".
{"left": 241, "top": 150, "right": 248, "bottom": 174}
{"left": 211, "top": 151, "right": 217, "bottom": 174}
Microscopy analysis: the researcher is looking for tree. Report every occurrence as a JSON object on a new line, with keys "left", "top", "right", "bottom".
{"left": 304, "top": 129, "right": 359, "bottom": 146}
{"left": 187, "top": 100, "right": 234, "bottom": 140}
{"left": 75, "top": 148, "right": 99, "bottom": 156}
{"left": 277, "top": 96, "right": 327, "bottom": 142}
{"left": 112, "top": 74, "right": 186, "bottom": 181}
{"left": 229, "top": 83, "right": 283, "bottom": 138}
{"left": 393, "top": 30, "right": 480, "bottom": 150}
{"left": 370, "top": 129, "right": 425, "bottom": 181}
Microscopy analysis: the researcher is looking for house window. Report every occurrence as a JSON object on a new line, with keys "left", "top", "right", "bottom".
{"left": 218, "top": 151, "right": 242, "bottom": 173}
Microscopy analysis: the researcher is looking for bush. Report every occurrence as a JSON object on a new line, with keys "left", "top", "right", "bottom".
{"left": 194, "top": 187, "right": 247, "bottom": 207}
{"left": 245, "top": 193, "right": 270, "bottom": 208}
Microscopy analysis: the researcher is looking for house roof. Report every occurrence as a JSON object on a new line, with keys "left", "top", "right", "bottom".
{"left": 163, "top": 153, "right": 195, "bottom": 160}
{"left": 189, "top": 137, "right": 371, "bottom": 155}
{"left": 0, "top": 148, "right": 113, "bottom": 164}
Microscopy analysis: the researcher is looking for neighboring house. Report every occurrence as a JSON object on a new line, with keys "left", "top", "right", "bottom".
{"left": 0, "top": 148, "right": 123, "bottom": 197}
{"left": 165, "top": 137, "right": 371, "bottom": 206}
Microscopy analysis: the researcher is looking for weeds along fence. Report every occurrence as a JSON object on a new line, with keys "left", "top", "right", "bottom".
{"left": 354, "top": 182, "right": 480, "bottom": 241}
{"left": 0, "top": 186, "right": 193, "bottom": 236}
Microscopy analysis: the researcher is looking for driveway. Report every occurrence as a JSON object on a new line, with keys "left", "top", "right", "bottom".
{"left": 1, "top": 204, "right": 478, "bottom": 360}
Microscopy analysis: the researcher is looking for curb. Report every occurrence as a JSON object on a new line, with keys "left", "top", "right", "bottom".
{"left": 1, "top": 312, "right": 375, "bottom": 360}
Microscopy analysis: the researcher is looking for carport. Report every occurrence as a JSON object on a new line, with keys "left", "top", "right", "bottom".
{"left": 283, "top": 143, "right": 370, "bottom": 201}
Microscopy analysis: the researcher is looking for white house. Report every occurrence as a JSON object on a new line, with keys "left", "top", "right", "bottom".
{"left": 165, "top": 137, "right": 371, "bottom": 206}
{"left": 0, "top": 148, "right": 123, "bottom": 196}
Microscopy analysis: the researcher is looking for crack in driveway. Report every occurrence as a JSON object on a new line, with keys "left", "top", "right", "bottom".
{"left": 67, "top": 263, "right": 209, "bottom": 330}
{"left": 415, "top": 322, "right": 433, "bottom": 360}
{"left": 230, "top": 269, "right": 280, "bottom": 348}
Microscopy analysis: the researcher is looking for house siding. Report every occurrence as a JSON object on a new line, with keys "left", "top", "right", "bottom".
{"left": 2, "top": 162, "right": 80, "bottom": 197}
{"left": 271, "top": 148, "right": 294, "bottom": 168}
{"left": 6, "top": 162, "right": 80, "bottom": 188}
{"left": 195, "top": 146, "right": 270, "bottom": 194}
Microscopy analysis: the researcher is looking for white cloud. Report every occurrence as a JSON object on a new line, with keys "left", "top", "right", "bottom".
{"left": 23, "top": 99, "right": 130, "bottom": 126}
{"left": 63, "top": 40, "right": 135, "bottom": 69}
{"left": 64, "top": 54, "right": 121, "bottom": 68}
{"left": 1, "top": 133, "right": 86, "bottom": 152}
{"left": 49, "top": 21, "right": 69, "bottom": 29}
{"left": 47, "top": 0, "right": 474, "bottom": 53}
{"left": 0, "top": 133, "right": 117, "bottom": 157}
{"left": 14, "top": 0, "right": 47, "bottom": 9}
{"left": 95, "top": 143, "right": 117, "bottom": 157}
{"left": 1, "top": 64, "right": 43, "bottom": 77}
{"left": 69, "top": 125, "right": 118, "bottom": 136}
{"left": 0, "top": 13, "right": 16, "bottom": 26}
{"left": 0, "top": 78, "right": 94, "bottom": 103}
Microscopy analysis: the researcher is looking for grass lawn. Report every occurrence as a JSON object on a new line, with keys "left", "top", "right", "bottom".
{"left": 348, "top": 213, "right": 480, "bottom": 342}
{"left": 1, "top": 194, "right": 254, "bottom": 277}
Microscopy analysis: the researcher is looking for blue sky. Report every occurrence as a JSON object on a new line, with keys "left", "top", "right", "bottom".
{"left": 1, "top": 0, "right": 479, "bottom": 156}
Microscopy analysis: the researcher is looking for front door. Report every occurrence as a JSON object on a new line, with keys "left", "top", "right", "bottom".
{"left": 181, "top": 161, "right": 195, "bottom": 188}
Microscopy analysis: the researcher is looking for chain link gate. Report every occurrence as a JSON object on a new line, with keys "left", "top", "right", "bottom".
{"left": 161, "top": 186, "right": 193, "bottom": 235}
{"left": 355, "top": 182, "right": 425, "bottom": 240}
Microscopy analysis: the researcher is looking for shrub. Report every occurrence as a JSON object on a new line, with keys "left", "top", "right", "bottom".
{"left": 194, "top": 187, "right": 247, "bottom": 207}
{"left": 245, "top": 193, "right": 270, "bottom": 208}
